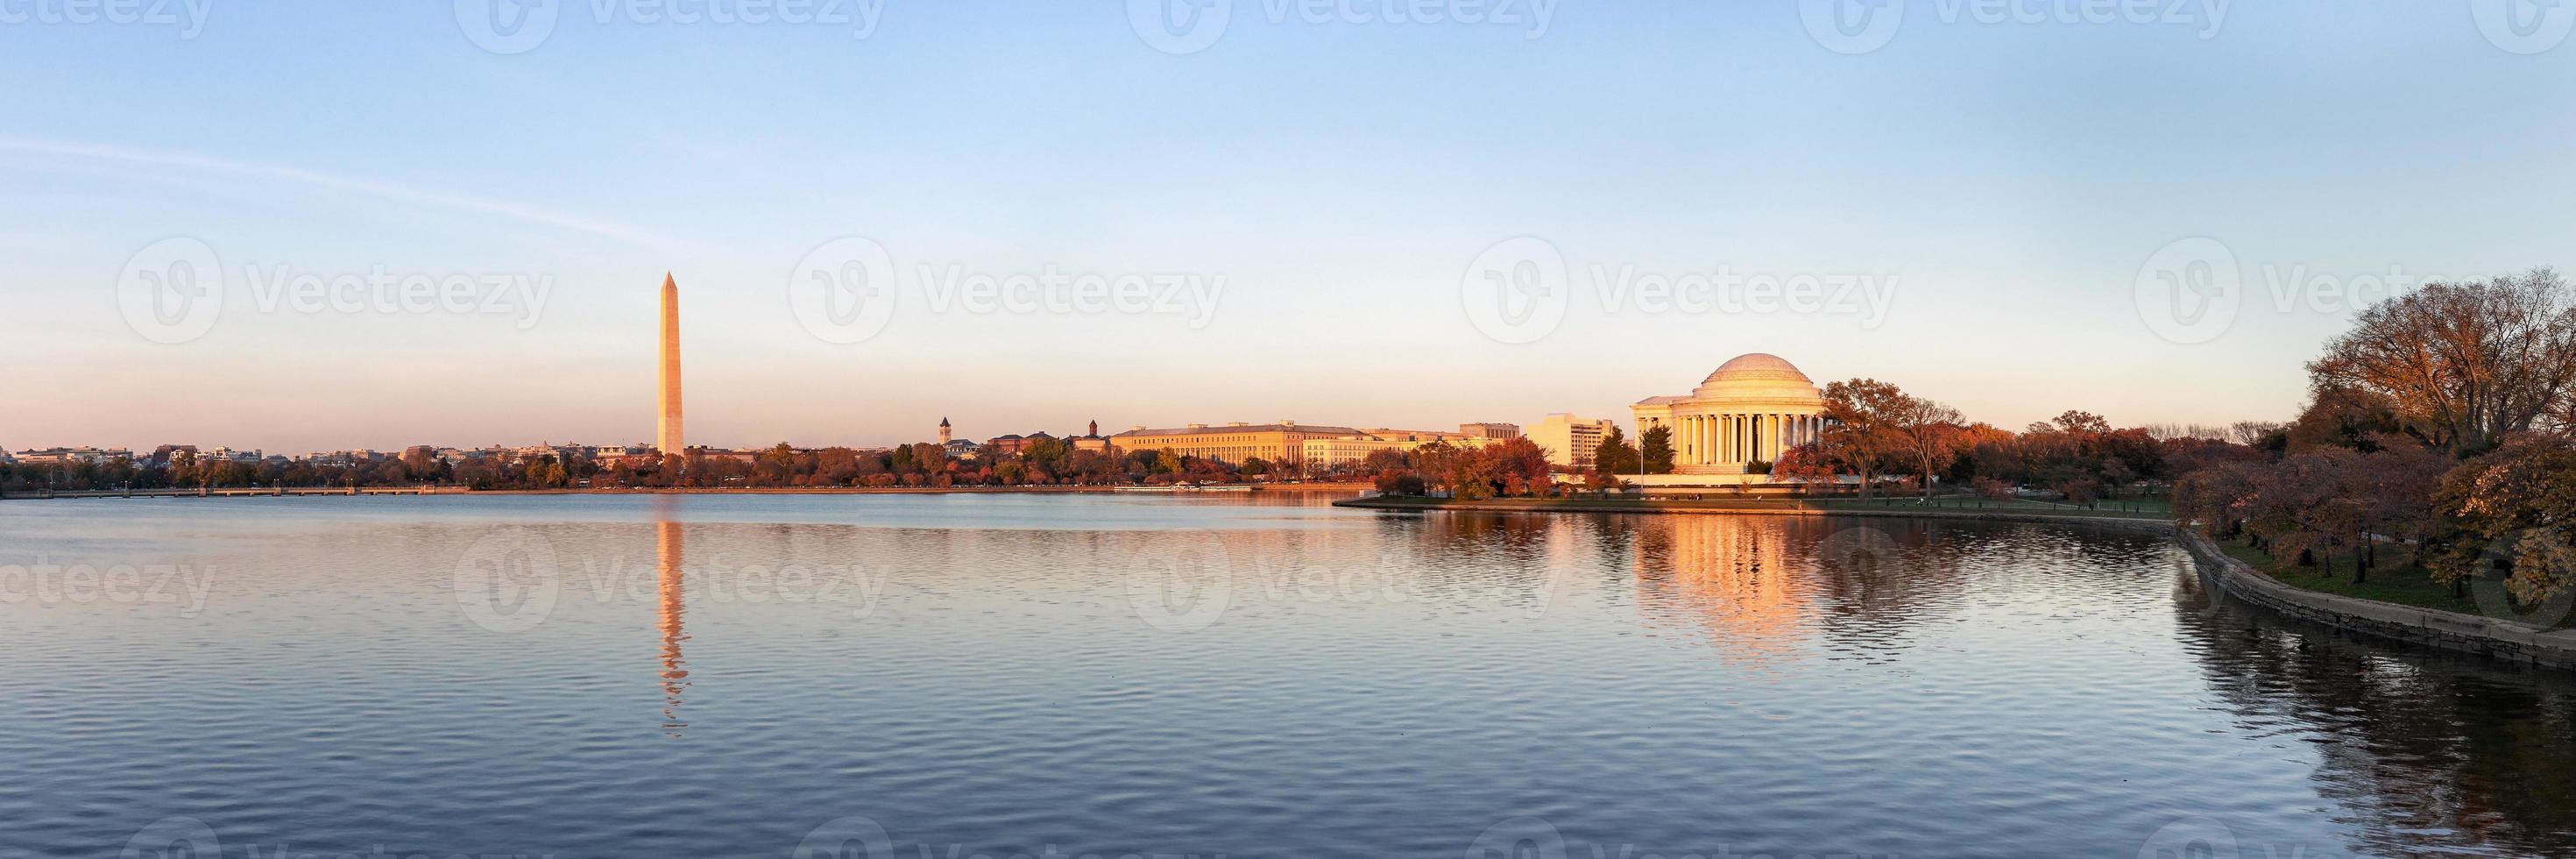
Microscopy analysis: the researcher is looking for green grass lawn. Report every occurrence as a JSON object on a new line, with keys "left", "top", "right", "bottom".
{"left": 1806, "top": 494, "right": 2173, "bottom": 518}
{"left": 2206, "top": 535, "right": 2550, "bottom": 622}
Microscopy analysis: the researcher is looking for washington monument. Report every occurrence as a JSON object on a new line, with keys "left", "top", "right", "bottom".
{"left": 658, "top": 273, "right": 683, "bottom": 455}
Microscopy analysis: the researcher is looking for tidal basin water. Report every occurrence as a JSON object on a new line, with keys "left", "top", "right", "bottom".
{"left": 4, "top": 493, "right": 2575, "bottom": 858}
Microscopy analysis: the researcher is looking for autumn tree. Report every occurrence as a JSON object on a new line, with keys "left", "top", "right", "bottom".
{"left": 2176, "top": 459, "right": 2266, "bottom": 540}
{"left": 2308, "top": 268, "right": 2576, "bottom": 456}
{"left": 1818, "top": 379, "right": 1913, "bottom": 498}
{"left": 2240, "top": 449, "right": 2368, "bottom": 579}
{"left": 2424, "top": 436, "right": 2576, "bottom": 603}
{"left": 2286, "top": 386, "right": 2405, "bottom": 453}
{"left": 2352, "top": 442, "right": 2450, "bottom": 574}
{"left": 1888, "top": 394, "right": 1964, "bottom": 500}
{"left": 1486, "top": 437, "right": 1556, "bottom": 495}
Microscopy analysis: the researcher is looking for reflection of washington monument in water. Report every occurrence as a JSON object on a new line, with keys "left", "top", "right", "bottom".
{"left": 657, "top": 515, "right": 690, "bottom": 735}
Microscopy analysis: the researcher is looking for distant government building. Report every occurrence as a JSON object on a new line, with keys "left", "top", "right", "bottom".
{"left": 1631, "top": 352, "right": 1829, "bottom": 486}
{"left": 1109, "top": 422, "right": 1518, "bottom": 469}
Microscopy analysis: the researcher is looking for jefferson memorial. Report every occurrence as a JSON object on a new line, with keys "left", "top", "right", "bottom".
{"left": 1631, "top": 353, "right": 1828, "bottom": 483}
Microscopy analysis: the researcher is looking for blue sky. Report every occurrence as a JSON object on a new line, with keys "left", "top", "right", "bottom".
{"left": 5, "top": 1, "right": 2573, "bottom": 451}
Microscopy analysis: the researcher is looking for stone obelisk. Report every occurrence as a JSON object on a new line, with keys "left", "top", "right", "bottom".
{"left": 657, "top": 273, "right": 684, "bottom": 456}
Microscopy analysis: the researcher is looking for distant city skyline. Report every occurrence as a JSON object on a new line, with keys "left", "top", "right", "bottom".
{"left": 7, "top": 4, "right": 2574, "bottom": 451}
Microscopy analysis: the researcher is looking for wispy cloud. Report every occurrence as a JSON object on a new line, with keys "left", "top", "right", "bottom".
{"left": 0, "top": 135, "right": 664, "bottom": 246}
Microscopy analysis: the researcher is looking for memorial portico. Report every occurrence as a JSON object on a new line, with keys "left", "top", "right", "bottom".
{"left": 1631, "top": 353, "right": 1829, "bottom": 476}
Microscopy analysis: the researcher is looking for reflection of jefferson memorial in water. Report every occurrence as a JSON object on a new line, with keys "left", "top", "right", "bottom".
{"left": 1631, "top": 353, "right": 1829, "bottom": 486}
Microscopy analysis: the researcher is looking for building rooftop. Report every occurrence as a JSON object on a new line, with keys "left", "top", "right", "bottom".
{"left": 1112, "top": 423, "right": 1364, "bottom": 438}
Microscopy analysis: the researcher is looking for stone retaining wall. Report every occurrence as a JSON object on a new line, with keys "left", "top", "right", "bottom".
{"left": 2173, "top": 529, "right": 2576, "bottom": 671}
